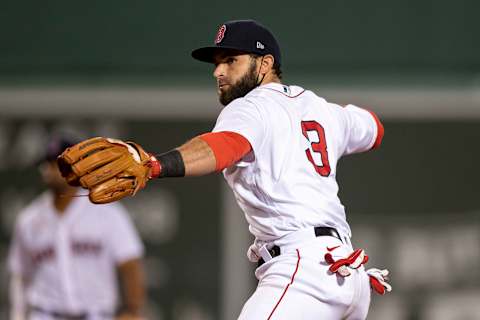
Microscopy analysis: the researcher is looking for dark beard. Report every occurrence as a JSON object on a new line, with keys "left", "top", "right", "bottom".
{"left": 219, "top": 61, "right": 258, "bottom": 106}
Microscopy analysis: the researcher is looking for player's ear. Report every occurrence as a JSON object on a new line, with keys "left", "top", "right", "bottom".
{"left": 260, "top": 54, "right": 275, "bottom": 75}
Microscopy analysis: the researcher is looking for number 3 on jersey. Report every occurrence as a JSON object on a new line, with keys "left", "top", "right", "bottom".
{"left": 301, "top": 121, "right": 331, "bottom": 177}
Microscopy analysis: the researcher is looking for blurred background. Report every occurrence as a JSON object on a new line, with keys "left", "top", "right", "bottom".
{"left": 1, "top": 0, "right": 480, "bottom": 319}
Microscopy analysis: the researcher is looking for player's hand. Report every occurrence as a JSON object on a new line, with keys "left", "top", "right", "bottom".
{"left": 57, "top": 137, "right": 159, "bottom": 204}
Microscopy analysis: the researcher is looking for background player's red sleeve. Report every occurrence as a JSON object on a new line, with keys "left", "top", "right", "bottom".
{"left": 198, "top": 131, "right": 252, "bottom": 171}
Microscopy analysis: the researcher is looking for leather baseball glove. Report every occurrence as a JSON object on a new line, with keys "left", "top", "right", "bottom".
{"left": 57, "top": 137, "right": 157, "bottom": 204}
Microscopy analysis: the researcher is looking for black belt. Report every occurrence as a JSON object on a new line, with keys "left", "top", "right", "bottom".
{"left": 29, "top": 305, "right": 112, "bottom": 320}
{"left": 257, "top": 226, "right": 341, "bottom": 267}
{"left": 30, "top": 306, "right": 87, "bottom": 320}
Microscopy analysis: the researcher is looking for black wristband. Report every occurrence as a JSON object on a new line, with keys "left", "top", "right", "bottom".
{"left": 157, "top": 150, "right": 185, "bottom": 177}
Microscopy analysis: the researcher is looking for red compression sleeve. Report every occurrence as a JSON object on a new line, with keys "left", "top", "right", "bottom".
{"left": 365, "top": 110, "right": 384, "bottom": 149}
{"left": 198, "top": 131, "right": 252, "bottom": 171}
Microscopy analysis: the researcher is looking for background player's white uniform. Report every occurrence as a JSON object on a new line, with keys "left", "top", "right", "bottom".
{"left": 8, "top": 191, "right": 144, "bottom": 320}
{"left": 213, "top": 82, "right": 383, "bottom": 319}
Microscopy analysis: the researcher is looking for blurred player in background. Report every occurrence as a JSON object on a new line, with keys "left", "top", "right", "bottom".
{"left": 7, "top": 135, "right": 146, "bottom": 320}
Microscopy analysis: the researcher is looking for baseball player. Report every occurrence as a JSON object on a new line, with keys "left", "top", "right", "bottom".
{"left": 8, "top": 136, "right": 146, "bottom": 320}
{"left": 57, "top": 19, "right": 391, "bottom": 320}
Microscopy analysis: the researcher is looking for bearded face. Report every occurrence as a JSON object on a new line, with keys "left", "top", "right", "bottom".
{"left": 218, "top": 57, "right": 259, "bottom": 106}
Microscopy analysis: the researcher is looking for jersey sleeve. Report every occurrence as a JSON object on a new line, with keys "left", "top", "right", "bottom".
{"left": 106, "top": 204, "right": 144, "bottom": 264}
{"left": 212, "top": 98, "right": 267, "bottom": 156}
{"left": 339, "top": 104, "right": 384, "bottom": 155}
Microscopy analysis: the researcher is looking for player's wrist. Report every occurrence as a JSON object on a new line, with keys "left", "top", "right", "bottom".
{"left": 147, "top": 154, "right": 161, "bottom": 179}
{"left": 150, "top": 149, "right": 185, "bottom": 178}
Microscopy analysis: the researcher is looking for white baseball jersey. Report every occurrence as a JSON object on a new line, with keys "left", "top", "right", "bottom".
{"left": 213, "top": 82, "right": 381, "bottom": 242}
{"left": 8, "top": 190, "right": 144, "bottom": 317}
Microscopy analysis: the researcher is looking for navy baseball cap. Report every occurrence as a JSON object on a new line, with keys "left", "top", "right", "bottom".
{"left": 43, "top": 135, "right": 78, "bottom": 162}
{"left": 192, "top": 20, "right": 282, "bottom": 67}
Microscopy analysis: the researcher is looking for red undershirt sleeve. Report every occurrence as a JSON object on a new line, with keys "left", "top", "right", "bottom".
{"left": 365, "top": 109, "right": 384, "bottom": 150}
{"left": 198, "top": 131, "right": 252, "bottom": 172}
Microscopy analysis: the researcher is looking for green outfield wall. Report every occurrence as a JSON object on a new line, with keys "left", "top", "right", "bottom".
{"left": 1, "top": 0, "right": 479, "bottom": 84}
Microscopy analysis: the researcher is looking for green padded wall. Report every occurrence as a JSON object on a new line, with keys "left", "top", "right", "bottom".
{"left": 1, "top": 0, "right": 479, "bottom": 83}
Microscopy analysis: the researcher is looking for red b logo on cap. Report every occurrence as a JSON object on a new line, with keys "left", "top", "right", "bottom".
{"left": 215, "top": 25, "right": 226, "bottom": 44}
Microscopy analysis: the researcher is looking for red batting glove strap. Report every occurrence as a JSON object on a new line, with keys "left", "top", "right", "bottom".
{"left": 324, "top": 247, "right": 391, "bottom": 294}
{"left": 366, "top": 268, "right": 392, "bottom": 295}
{"left": 370, "top": 276, "right": 386, "bottom": 295}
{"left": 325, "top": 248, "right": 368, "bottom": 274}
{"left": 148, "top": 154, "right": 161, "bottom": 179}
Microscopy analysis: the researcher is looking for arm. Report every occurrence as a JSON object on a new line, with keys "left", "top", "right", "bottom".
{"left": 177, "top": 137, "right": 216, "bottom": 176}
{"left": 337, "top": 104, "right": 384, "bottom": 156}
{"left": 153, "top": 132, "right": 252, "bottom": 178}
{"left": 8, "top": 220, "right": 31, "bottom": 320}
{"left": 9, "top": 274, "right": 27, "bottom": 320}
{"left": 116, "top": 258, "right": 145, "bottom": 319}
{"left": 57, "top": 99, "right": 258, "bottom": 204}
